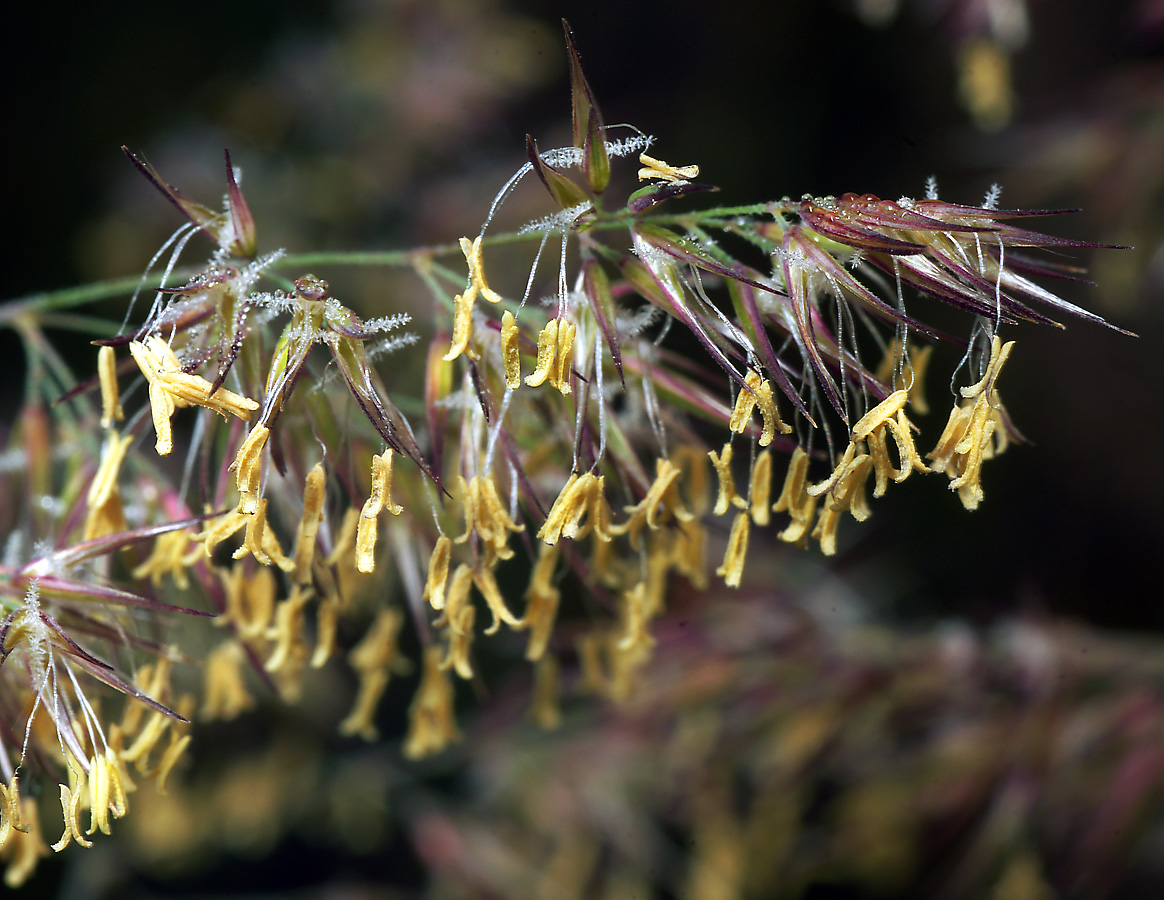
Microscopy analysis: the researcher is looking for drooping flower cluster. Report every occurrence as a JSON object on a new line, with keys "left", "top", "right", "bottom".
{"left": 0, "top": 23, "right": 1126, "bottom": 887}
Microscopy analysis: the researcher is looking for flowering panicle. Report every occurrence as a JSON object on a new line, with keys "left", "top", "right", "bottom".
{"left": 0, "top": 22, "right": 1129, "bottom": 886}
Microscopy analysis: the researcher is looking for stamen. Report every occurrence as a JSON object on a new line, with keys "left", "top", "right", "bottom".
{"left": 97, "top": 346, "right": 124, "bottom": 429}
{"left": 232, "top": 425, "right": 270, "bottom": 515}
{"left": 422, "top": 535, "right": 453, "bottom": 610}
{"left": 201, "top": 641, "right": 254, "bottom": 721}
{"left": 709, "top": 443, "right": 747, "bottom": 516}
{"left": 501, "top": 310, "right": 521, "bottom": 389}
{"left": 716, "top": 512, "right": 751, "bottom": 588}
{"left": 402, "top": 646, "right": 461, "bottom": 760}
{"left": 339, "top": 608, "right": 407, "bottom": 741}
{"left": 293, "top": 464, "right": 326, "bottom": 584}
{"left": 750, "top": 450, "right": 773, "bottom": 526}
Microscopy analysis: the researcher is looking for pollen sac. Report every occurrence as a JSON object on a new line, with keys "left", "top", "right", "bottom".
{"left": 500, "top": 310, "right": 521, "bottom": 390}
{"left": 708, "top": 443, "right": 747, "bottom": 516}
{"left": 422, "top": 535, "right": 453, "bottom": 611}
{"left": 97, "top": 346, "right": 124, "bottom": 429}
{"left": 729, "top": 371, "right": 790, "bottom": 445}
{"left": 232, "top": 425, "right": 271, "bottom": 515}
{"left": 356, "top": 450, "right": 405, "bottom": 574}
{"left": 293, "top": 464, "right": 326, "bottom": 584}
{"left": 929, "top": 336, "right": 1016, "bottom": 510}
{"left": 403, "top": 646, "right": 461, "bottom": 760}
{"left": 525, "top": 318, "right": 560, "bottom": 388}
{"left": 460, "top": 236, "right": 503, "bottom": 304}
{"left": 637, "top": 153, "right": 699, "bottom": 184}
{"left": 715, "top": 511, "right": 751, "bottom": 588}
{"left": 538, "top": 473, "right": 605, "bottom": 545}
{"left": 339, "top": 608, "right": 408, "bottom": 741}
{"left": 749, "top": 450, "right": 773, "bottom": 527}
{"left": 520, "top": 544, "right": 561, "bottom": 661}
{"left": 443, "top": 292, "right": 476, "bottom": 362}
{"left": 773, "top": 447, "right": 819, "bottom": 547}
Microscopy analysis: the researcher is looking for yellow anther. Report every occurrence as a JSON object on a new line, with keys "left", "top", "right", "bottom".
{"left": 433, "top": 564, "right": 474, "bottom": 631}
{"left": 119, "top": 656, "right": 174, "bottom": 740}
{"left": 520, "top": 544, "right": 560, "bottom": 661}
{"left": 851, "top": 390, "right": 910, "bottom": 441}
{"left": 153, "top": 732, "right": 191, "bottom": 795}
{"left": 885, "top": 410, "right": 929, "bottom": 479}
{"left": 87, "top": 430, "right": 131, "bottom": 509}
{"left": 855, "top": 394, "right": 928, "bottom": 498}
{"left": 51, "top": 782, "right": 92, "bottom": 852}
{"left": 86, "top": 752, "right": 110, "bottom": 836}
{"left": 672, "top": 444, "right": 711, "bottom": 516}
{"left": 0, "top": 775, "right": 27, "bottom": 845}
{"left": 773, "top": 446, "right": 818, "bottom": 546}
{"left": 670, "top": 519, "right": 708, "bottom": 590}
{"left": 220, "top": 564, "right": 276, "bottom": 640}
{"left": 459, "top": 235, "right": 503, "bottom": 304}
{"left": 525, "top": 318, "right": 559, "bottom": 388}
{"left": 637, "top": 153, "right": 700, "bottom": 183}
{"left": 708, "top": 443, "right": 747, "bottom": 516}
{"left": 265, "top": 586, "right": 312, "bottom": 675}
{"left": 155, "top": 371, "right": 258, "bottom": 420}
{"left": 729, "top": 371, "right": 791, "bottom": 445}
{"left": 201, "top": 640, "right": 254, "bottom": 721}
{"left": 132, "top": 530, "right": 197, "bottom": 589}
{"left": 403, "top": 646, "right": 461, "bottom": 760}
{"left": 750, "top": 450, "right": 773, "bottom": 526}
{"left": 589, "top": 475, "right": 616, "bottom": 542}
{"left": 146, "top": 381, "right": 176, "bottom": 455}
{"left": 929, "top": 337, "right": 1015, "bottom": 510}
{"left": 356, "top": 450, "right": 404, "bottom": 574}
{"left": 310, "top": 594, "right": 342, "bottom": 669}
{"left": 811, "top": 452, "right": 874, "bottom": 556}
{"left": 473, "top": 566, "right": 522, "bottom": 636}
{"left": 422, "top": 535, "right": 452, "bottom": 610}
{"left": 613, "top": 458, "right": 694, "bottom": 548}
{"left": 501, "top": 309, "right": 521, "bottom": 390}
{"left": 339, "top": 608, "right": 408, "bottom": 741}
{"left": 454, "top": 475, "right": 523, "bottom": 563}
{"left": 961, "top": 335, "right": 1014, "bottom": 399}
{"left": 476, "top": 474, "right": 523, "bottom": 539}
{"left": 193, "top": 508, "right": 247, "bottom": 558}
{"left": 324, "top": 507, "right": 360, "bottom": 567}
{"left": 294, "top": 464, "right": 326, "bottom": 584}
{"left": 443, "top": 291, "right": 476, "bottom": 362}
{"left": 576, "top": 632, "right": 610, "bottom": 697}
{"left": 528, "top": 655, "right": 562, "bottom": 731}
{"left": 103, "top": 755, "right": 127, "bottom": 823}
{"left": 440, "top": 603, "right": 477, "bottom": 680}
{"left": 129, "top": 337, "right": 258, "bottom": 457}
{"left": 553, "top": 318, "right": 577, "bottom": 394}
{"left": 538, "top": 472, "right": 599, "bottom": 545}
{"left": 618, "top": 581, "right": 654, "bottom": 654}
{"left": 82, "top": 431, "right": 133, "bottom": 541}
{"left": 716, "top": 511, "right": 751, "bottom": 588}
{"left": 231, "top": 424, "right": 270, "bottom": 515}
{"left": 1, "top": 788, "right": 47, "bottom": 888}
{"left": 353, "top": 505, "right": 377, "bottom": 568}
{"left": 97, "top": 346, "right": 124, "bottom": 429}
{"left": 807, "top": 441, "right": 857, "bottom": 498}
{"left": 233, "top": 498, "right": 294, "bottom": 571}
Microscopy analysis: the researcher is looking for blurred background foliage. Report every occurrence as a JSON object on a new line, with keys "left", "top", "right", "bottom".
{"left": 4, "top": 0, "right": 1163, "bottom": 897}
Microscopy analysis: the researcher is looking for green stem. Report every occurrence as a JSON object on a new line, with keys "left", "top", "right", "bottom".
{"left": 0, "top": 203, "right": 782, "bottom": 321}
